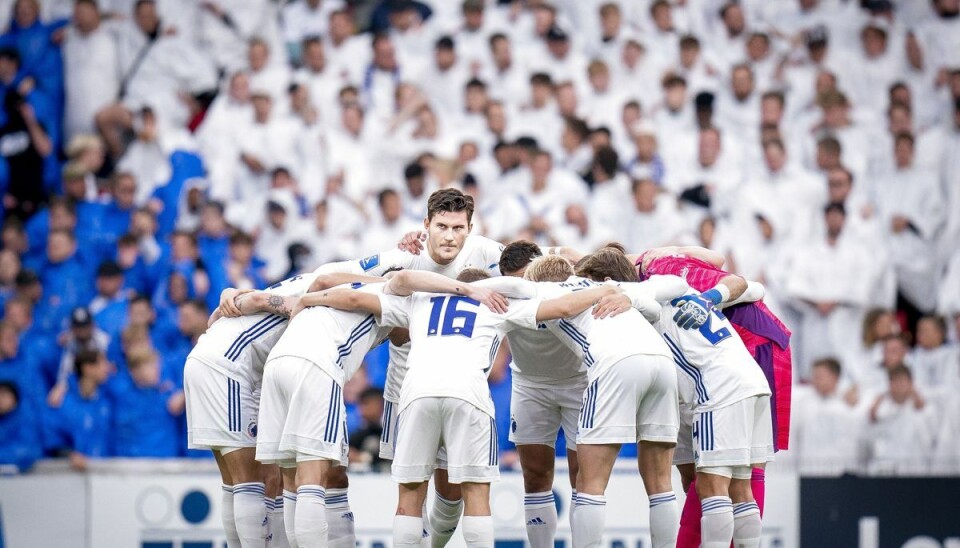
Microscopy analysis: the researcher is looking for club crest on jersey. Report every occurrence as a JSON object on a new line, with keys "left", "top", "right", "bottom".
{"left": 511, "top": 416, "right": 517, "bottom": 433}
{"left": 247, "top": 419, "right": 258, "bottom": 438}
{"left": 360, "top": 255, "right": 380, "bottom": 271}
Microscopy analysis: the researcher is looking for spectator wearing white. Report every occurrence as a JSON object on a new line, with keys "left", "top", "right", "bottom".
{"left": 939, "top": 97, "right": 960, "bottom": 263}
{"left": 481, "top": 33, "right": 529, "bottom": 108}
{"left": 644, "top": 0, "right": 680, "bottom": 68}
{"left": 455, "top": 79, "right": 491, "bottom": 147}
{"left": 869, "top": 99, "right": 945, "bottom": 180}
{"left": 255, "top": 190, "right": 307, "bottom": 283}
{"left": 453, "top": 0, "right": 498, "bottom": 73}
{"left": 296, "top": 37, "right": 348, "bottom": 126}
{"left": 300, "top": 201, "right": 353, "bottom": 270}
{"left": 792, "top": 358, "right": 865, "bottom": 476}
{"left": 611, "top": 38, "right": 663, "bottom": 112}
{"left": 97, "top": 0, "right": 217, "bottom": 157}
{"left": 743, "top": 31, "right": 780, "bottom": 93}
{"left": 874, "top": 132, "right": 945, "bottom": 314}
{"left": 360, "top": 189, "right": 421, "bottom": 255}
{"left": 625, "top": 178, "right": 688, "bottom": 252}
{"left": 116, "top": 107, "right": 173, "bottom": 206}
{"left": 63, "top": 0, "right": 120, "bottom": 141}
{"left": 867, "top": 366, "right": 937, "bottom": 476}
{"left": 511, "top": 73, "right": 562, "bottom": 155}
{"left": 859, "top": 335, "right": 911, "bottom": 402}
{"left": 587, "top": 145, "right": 631, "bottom": 233}
{"left": 777, "top": 26, "right": 850, "bottom": 125}
{"left": 548, "top": 203, "right": 614, "bottom": 252}
{"left": 716, "top": 64, "right": 761, "bottom": 145}
{"left": 709, "top": 2, "right": 749, "bottom": 70}
{"left": 807, "top": 90, "right": 870, "bottom": 183}
{"left": 589, "top": 2, "right": 628, "bottom": 68}
{"left": 461, "top": 174, "right": 527, "bottom": 243}
{"left": 848, "top": 21, "right": 906, "bottom": 117}
{"left": 579, "top": 60, "right": 626, "bottom": 132}
{"left": 324, "top": 8, "right": 371, "bottom": 83}
{"left": 281, "top": 0, "right": 345, "bottom": 63}
{"left": 326, "top": 103, "right": 376, "bottom": 205}
{"left": 665, "top": 126, "right": 742, "bottom": 218}
{"left": 384, "top": 0, "right": 437, "bottom": 66}
{"left": 931, "top": 394, "right": 960, "bottom": 475}
{"left": 199, "top": 72, "right": 253, "bottom": 204}
{"left": 939, "top": 247, "right": 960, "bottom": 319}
{"left": 675, "top": 35, "right": 722, "bottom": 98}
{"left": 785, "top": 203, "right": 877, "bottom": 380}
{"left": 651, "top": 74, "right": 697, "bottom": 165}
{"left": 556, "top": 117, "right": 592, "bottom": 177}
{"left": 517, "top": 150, "right": 588, "bottom": 241}
{"left": 419, "top": 35, "right": 469, "bottom": 119}
{"left": 852, "top": 309, "right": 901, "bottom": 388}
{"left": 625, "top": 122, "right": 666, "bottom": 185}
{"left": 398, "top": 162, "right": 434, "bottom": 224}
{"left": 909, "top": 315, "right": 960, "bottom": 410}
{"left": 362, "top": 34, "right": 404, "bottom": 121}
{"left": 245, "top": 37, "right": 291, "bottom": 113}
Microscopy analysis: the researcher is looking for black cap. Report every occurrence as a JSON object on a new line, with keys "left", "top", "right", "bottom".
{"left": 404, "top": 162, "right": 425, "bottom": 179}
{"left": 14, "top": 269, "right": 39, "bottom": 287}
{"left": 436, "top": 35, "right": 455, "bottom": 50}
{"left": 70, "top": 307, "right": 93, "bottom": 328}
{"left": 805, "top": 25, "right": 828, "bottom": 47}
{"left": 97, "top": 261, "right": 123, "bottom": 278}
{"left": 546, "top": 25, "right": 569, "bottom": 42}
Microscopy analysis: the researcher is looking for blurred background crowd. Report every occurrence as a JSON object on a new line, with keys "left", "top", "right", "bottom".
{"left": 0, "top": 0, "right": 958, "bottom": 477}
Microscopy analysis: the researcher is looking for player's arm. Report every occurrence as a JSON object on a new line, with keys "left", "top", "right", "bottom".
{"left": 535, "top": 286, "right": 619, "bottom": 322}
{"left": 672, "top": 274, "right": 748, "bottom": 329}
{"left": 675, "top": 246, "right": 726, "bottom": 267}
{"left": 308, "top": 273, "right": 385, "bottom": 292}
{"left": 313, "top": 248, "right": 414, "bottom": 276}
{"left": 542, "top": 245, "right": 584, "bottom": 264}
{"left": 592, "top": 275, "right": 690, "bottom": 321}
{"left": 293, "top": 288, "right": 383, "bottom": 317}
{"left": 234, "top": 291, "right": 301, "bottom": 317}
{"left": 721, "top": 280, "right": 765, "bottom": 308}
{"left": 384, "top": 270, "right": 509, "bottom": 313}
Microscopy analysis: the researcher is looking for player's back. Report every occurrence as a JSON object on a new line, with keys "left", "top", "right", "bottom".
{"left": 380, "top": 291, "right": 537, "bottom": 415}
{"left": 656, "top": 293, "right": 770, "bottom": 411}
{"left": 507, "top": 323, "right": 585, "bottom": 385}
{"left": 190, "top": 274, "right": 316, "bottom": 378}
{"left": 268, "top": 282, "right": 392, "bottom": 384}
{"left": 539, "top": 278, "right": 670, "bottom": 380}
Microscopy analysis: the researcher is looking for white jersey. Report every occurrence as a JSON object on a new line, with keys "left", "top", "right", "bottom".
{"left": 378, "top": 292, "right": 540, "bottom": 417}
{"left": 322, "top": 234, "right": 507, "bottom": 278}
{"left": 267, "top": 282, "right": 393, "bottom": 387}
{"left": 188, "top": 273, "right": 317, "bottom": 381}
{"left": 656, "top": 290, "right": 771, "bottom": 413}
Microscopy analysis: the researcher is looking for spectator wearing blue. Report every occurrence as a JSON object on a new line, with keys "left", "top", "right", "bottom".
{"left": 0, "top": 46, "right": 55, "bottom": 221}
{"left": 98, "top": 172, "right": 137, "bottom": 247}
{"left": 48, "top": 306, "right": 109, "bottom": 407}
{"left": 116, "top": 208, "right": 166, "bottom": 296}
{"left": 3, "top": 295, "right": 57, "bottom": 386}
{"left": 89, "top": 260, "right": 131, "bottom": 339}
{"left": 46, "top": 349, "right": 113, "bottom": 469}
{"left": 110, "top": 346, "right": 182, "bottom": 458}
{"left": 0, "top": 0, "right": 67, "bottom": 110}
{"left": 207, "top": 231, "right": 267, "bottom": 311}
{"left": 160, "top": 299, "right": 207, "bottom": 389}
{"left": 30, "top": 228, "right": 94, "bottom": 329}
{"left": 0, "top": 247, "right": 19, "bottom": 307}
{"left": 0, "top": 380, "right": 42, "bottom": 472}
{"left": 105, "top": 295, "right": 157, "bottom": 369}
{"left": 24, "top": 196, "right": 77, "bottom": 267}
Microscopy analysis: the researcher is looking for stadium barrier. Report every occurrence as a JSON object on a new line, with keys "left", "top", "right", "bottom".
{"left": 0, "top": 459, "right": 801, "bottom": 547}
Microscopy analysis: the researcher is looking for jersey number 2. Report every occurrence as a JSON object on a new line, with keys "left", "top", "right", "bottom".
{"left": 699, "top": 310, "right": 732, "bottom": 345}
{"left": 427, "top": 296, "right": 479, "bottom": 338}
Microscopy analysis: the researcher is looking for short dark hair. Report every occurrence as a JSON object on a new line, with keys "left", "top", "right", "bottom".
{"left": 824, "top": 201, "right": 846, "bottom": 216}
{"left": 435, "top": 35, "right": 455, "bottom": 50}
{"left": 575, "top": 245, "right": 636, "bottom": 282}
{"left": 378, "top": 188, "right": 398, "bottom": 206}
{"left": 813, "top": 357, "right": 841, "bottom": 377}
{"left": 564, "top": 116, "right": 590, "bottom": 142}
{"left": 75, "top": 350, "right": 103, "bottom": 379}
{"left": 499, "top": 241, "right": 542, "bottom": 275}
{"left": 888, "top": 365, "right": 912, "bottom": 382}
{"left": 426, "top": 188, "right": 474, "bottom": 223}
{"left": 229, "top": 231, "right": 254, "bottom": 246}
{"left": 359, "top": 387, "right": 383, "bottom": 402}
{"left": 593, "top": 146, "right": 619, "bottom": 177}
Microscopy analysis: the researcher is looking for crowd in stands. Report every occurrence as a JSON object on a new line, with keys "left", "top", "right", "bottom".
{"left": 0, "top": 0, "right": 958, "bottom": 476}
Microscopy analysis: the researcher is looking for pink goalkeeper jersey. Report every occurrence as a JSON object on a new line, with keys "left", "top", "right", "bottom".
{"left": 639, "top": 252, "right": 793, "bottom": 451}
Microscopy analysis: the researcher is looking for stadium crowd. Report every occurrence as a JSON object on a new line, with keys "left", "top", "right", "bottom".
{"left": 0, "top": 0, "right": 958, "bottom": 476}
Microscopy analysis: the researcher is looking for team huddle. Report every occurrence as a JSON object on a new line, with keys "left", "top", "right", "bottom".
{"left": 182, "top": 188, "right": 792, "bottom": 548}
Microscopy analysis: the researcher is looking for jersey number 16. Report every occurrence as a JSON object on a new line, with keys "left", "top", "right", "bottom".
{"left": 427, "top": 296, "right": 479, "bottom": 338}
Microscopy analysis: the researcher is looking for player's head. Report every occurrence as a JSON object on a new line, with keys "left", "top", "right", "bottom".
{"left": 424, "top": 189, "right": 474, "bottom": 264}
{"left": 811, "top": 357, "right": 841, "bottom": 398}
{"left": 457, "top": 267, "right": 490, "bottom": 283}
{"left": 574, "top": 244, "right": 637, "bottom": 283}
{"left": 524, "top": 255, "right": 573, "bottom": 282}
{"left": 499, "top": 240, "right": 542, "bottom": 277}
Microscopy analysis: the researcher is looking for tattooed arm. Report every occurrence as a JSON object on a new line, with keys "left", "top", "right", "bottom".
{"left": 232, "top": 291, "right": 301, "bottom": 317}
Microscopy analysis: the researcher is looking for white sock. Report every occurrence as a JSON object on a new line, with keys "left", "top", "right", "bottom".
{"left": 569, "top": 490, "right": 577, "bottom": 539}
{"left": 523, "top": 491, "right": 557, "bottom": 548}
{"left": 295, "top": 485, "right": 327, "bottom": 548}
{"left": 394, "top": 515, "right": 424, "bottom": 547}
{"left": 222, "top": 485, "right": 242, "bottom": 548}
{"left": 572, "top": 493, "right": 606, "bottom": 548}
{"left": 325, "top": 488, "right": 356, "bottom": 548}
{"left": 701, "top": 496, "right": 734, "bottom": 548}
{"left": 232, "top": 482, "right": 267, "bottom": 548}
{"left": 429, "top": 492, "right": 463, "bottom": 548}
{"left": 461, "top": 516, "right": 494, "bottom": 548}
{"left": 283, "top": 490, "right": 298, "bottom": 548}
{"left": 648, "top": 492, "right": 679, "bottom": 548}
{"left": 268, "top": 496, "right": 289, "bottom": 548}
{"left": 733, "top": 501, "right": 762, "bottom": 548}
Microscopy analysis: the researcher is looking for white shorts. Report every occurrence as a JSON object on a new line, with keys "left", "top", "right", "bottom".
{"left": 509, "top": 378, "right": 587, "bottom": 448}
{"left": 379, "top": 341, "right": 410, "bottom": 459}
{"left": 184, "top": 357, "right": 259, "bottom": 450}
{"left": 577, "top": 355, "right": 679, "bottom": 445}
{"left": 380, "top": 397, "right": 449, "bottom": 467}
{"left": 392, "top": 397, "right": 499, "bottom": 485}
{"left": 256, "top": 357, "right": 348, "bottom": 465}
{"left": 693, "top": 395, "right": 774, "bottom": 478}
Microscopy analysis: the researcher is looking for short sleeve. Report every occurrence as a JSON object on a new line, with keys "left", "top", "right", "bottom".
{"left": 377, "top": 294, "right": 412, "bottom": 328}
{"left": 499, "top": 297, "right": 543, "bottom": 332}
{"left": 356, "top": 248, "right": 416, "bottom": 276}
{"left": 473, "top": 235, "right": 506, "bottom": 274}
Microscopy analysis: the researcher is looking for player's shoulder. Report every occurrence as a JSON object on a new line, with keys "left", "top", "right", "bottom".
{"left": 464, "top": 234, "right": 505, "bottom": 256}
{"left": 357, "top": 248, "right": 416, "bottom": 272}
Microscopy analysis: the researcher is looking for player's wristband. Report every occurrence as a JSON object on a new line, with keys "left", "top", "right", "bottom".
{"left": 702, "top": 284, "right": 731, "bottom": 306}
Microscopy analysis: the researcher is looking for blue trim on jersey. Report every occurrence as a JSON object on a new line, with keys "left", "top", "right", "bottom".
{"left": 557, "top": 320, "right": 595, "bottom": 368}
{"left": 335, "top": 315, "right": 377, "bottom": 369}
{"left": 663, "top": 334, "right": 709, "bottom": 405}
{"left": 699, "top": 411, "right": 714, "bottom": 451}
{"left": 227, "top": 379, "right": 241, "bottom": 432}
{"left": 225, "top": 315, "right": 285, "bottom": 361}
{"left": 381, "top": 401, "right": 393, "bottom": 444}
{"left": 324, "top": 381, "right": 342, "bottom": 443}
{"left": 580, "top": 380, "right": 598, "bottom": 429}
{"left": 486, "top": 335, "right": 502, "bottom": 373}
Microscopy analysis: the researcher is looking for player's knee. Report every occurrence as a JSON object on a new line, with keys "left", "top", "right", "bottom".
{"left": 324, "top": 466, "right": 349, "bottom": 489}
{"left": 519, "top": 450, "right": 554, "bottom": 492}
{"left": 729, "top": 478, "right": 753, "bottom": 503}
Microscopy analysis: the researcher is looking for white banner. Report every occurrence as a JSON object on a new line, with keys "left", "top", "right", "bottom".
{"left": 0, "top": 460, "right": 798, "bottom": 548}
